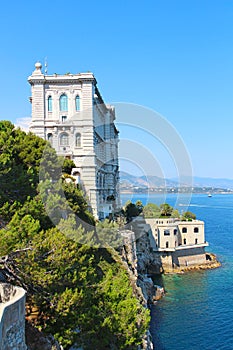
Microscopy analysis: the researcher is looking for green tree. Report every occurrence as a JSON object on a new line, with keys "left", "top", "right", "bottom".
{"left": 0, "top": 121, "right": 47, "bottom": 210}
{"left": 143, "top": 203, "right": 160, "bottom": 218}
{"left": 96, "top": 219, "right": 123, "bottom": 248}
{"left": 62, "top": 158, "right": 76, "bottom": 175}
{"left": 171, "top": 209, "right": 180, "bottom": 218}
{"left": 0, "top": 227, "right": 150, "bottom": 349}
{"left": 135, "top": 200, "right": 143, "bottom": 212}
{"left": 0, "top": 120, "right": 150, "bottom": 349}
{"left": 182, "top": 211, "right": 196, "bottom": 220}
{"left": 125, "top": 202, "right": 140, "bottom": 222}
{"left": 160, "top": 203, "right": 173, "bottom": 217}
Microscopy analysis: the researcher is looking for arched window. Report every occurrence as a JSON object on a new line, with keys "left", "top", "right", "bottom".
{"left": 47, "top": 133, "right": 53, "bottom": 145}
{"left": 59, "top": 94, "right": 68, "bottom": 111}
{"left": 194, "top": 227, "right": 199, "bottom": 233}
{"left": 75, "top": 95, "right": 80, "bottom": 111}
{"left": 182, "top": 227, "right": 187, "bottom": 233}
{"left": 48, "top": 96, "right": 52, "bottom": 111}
{"left": 60, "top": 133, "right": 69, "bottom": 146}
{"left": 75, "top": 133, "right": 81, "bottom": 147}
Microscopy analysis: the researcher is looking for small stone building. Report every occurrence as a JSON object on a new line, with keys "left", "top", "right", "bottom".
{"left": 145, "top": 218, "right": 209, "bottom": 270}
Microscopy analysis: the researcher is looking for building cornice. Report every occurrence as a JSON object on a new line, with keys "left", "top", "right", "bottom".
{"left": 28, "top": 72, "right": 96, "bottom": 86}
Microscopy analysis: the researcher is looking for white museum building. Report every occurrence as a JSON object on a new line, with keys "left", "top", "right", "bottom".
{"left": 28, "top": 62, "right": 120, "bottom": 219}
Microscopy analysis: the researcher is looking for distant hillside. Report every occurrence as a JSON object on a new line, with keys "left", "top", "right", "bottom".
{"left": 171, "top": 176, "right": 233, "bottom": 190}
{"left": 120, "top": 171, "right": 233, "bottom": 190}
{"left": 193, "top": 177, "right": 233, "bottom": 189}
{"left": 120, "top": 171, "right": 178, "bottom": 189}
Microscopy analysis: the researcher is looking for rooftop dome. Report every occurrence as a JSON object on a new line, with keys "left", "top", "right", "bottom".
{"left": 35, "top": 62, "right": 42, "bottom": 69}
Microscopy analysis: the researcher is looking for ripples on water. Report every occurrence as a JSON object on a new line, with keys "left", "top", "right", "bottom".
{"left": 121, "top": 193, "right": 233, "bottom": 350}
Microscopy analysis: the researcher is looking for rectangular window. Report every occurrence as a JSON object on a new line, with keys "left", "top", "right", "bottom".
{"left": 164, "top": 230, "right": 170, "bottom": 236}
{"left": 184, "top": 238, "right": 186, "bottom": 245}
{"left": 62, "top": 116, "right": 67, "bottom": 123}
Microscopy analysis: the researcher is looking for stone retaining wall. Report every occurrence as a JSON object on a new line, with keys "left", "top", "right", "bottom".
{"left": 0, "top": 283, "right": 27, "bottom": 350}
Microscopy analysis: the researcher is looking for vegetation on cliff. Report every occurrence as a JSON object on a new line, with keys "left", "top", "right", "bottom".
{"left": 0, "top": 121, "right": 150, "bottom": 350}
{"left": 123, "top": 201, "right": 196, "bottom": 220}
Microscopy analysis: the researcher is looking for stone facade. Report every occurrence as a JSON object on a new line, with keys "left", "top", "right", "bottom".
{"left": 145, "top": 218, "right": 209, "bottom": 270}
{"left": 0, "top": 283, "right": 27, "bottom": 350}
{"left": 28, "top": 63, "right": 120, "bottom": 219}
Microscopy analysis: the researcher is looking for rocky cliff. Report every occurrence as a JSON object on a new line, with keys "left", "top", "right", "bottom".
{"left": 121, "top": 216, "right": 166, "bottom": 350}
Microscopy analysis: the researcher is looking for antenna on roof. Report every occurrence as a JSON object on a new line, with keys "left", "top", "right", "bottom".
{"left": 44, "top": 57, "right": 48, "bottom": 74}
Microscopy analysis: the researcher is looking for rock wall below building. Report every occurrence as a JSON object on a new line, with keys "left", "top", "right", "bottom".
{"left": 121, "top": 218, "right": 167, "bottom": 350}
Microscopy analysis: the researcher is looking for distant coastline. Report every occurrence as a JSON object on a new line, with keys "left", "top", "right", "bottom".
{"left": 120, "top": 171, "right": 233, "bottom": 194}
{"left": 120, "top": 188, "right": 233, "bottom": 195}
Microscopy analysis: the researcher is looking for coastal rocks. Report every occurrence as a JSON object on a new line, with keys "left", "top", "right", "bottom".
{"left": 154, "top": 285, "right": 165, "bottom": 301}
{"left": 142, "top": 331, "right": 154, "bottom": 350}
{"left": 137, "top": 276, "right": 155, "bottom": 304}
{"left": 163, "top": 253, "right": 221, "bottom": 274}
{"left": 121, "top": 225, "right": 157, "bottom": 350}
{"left": 137, "top": 276, "right": 165, "bottom": 304}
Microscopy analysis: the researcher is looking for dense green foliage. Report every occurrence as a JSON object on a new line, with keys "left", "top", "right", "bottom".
{"left": 143, "top": 202, "right": 195, "bottom": 219}
{"left": 0, "top": 121, "right": 150, "bottom": 349}
{"left": 159, "top": 203, "right": 173, "bottom": 217}
{"left": 0, "top": 121, "right": 46, "bottom": 208}
{"left": 124, "top": 200, "right": 143, "bottom": 222}
{"left": 143, "top": 203, "right": 160, "bottom": 218}
{"left": 182, "top": 211, "right": 196, "bottom": 220}
{"left": 62, "top": 158, "right": 76, "bottom": 175}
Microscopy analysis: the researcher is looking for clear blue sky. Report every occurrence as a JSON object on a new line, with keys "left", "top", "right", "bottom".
{"left": 1, "top": 0, "right": 233, "bottom": 178}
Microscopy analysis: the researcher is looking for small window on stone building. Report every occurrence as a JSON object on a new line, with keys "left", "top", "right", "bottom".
{"left": 195, "top": 238, "right": 198, "bottom": 244}
{"left": 183, "top": 238, "right": 187, "bottom": 245}
{"left": 75, "top": 133, "right": 81, "bottom": 147}
{"left": 194, "top": 227, "right": 199, "bottom": 233}
{"left": 62, "top": 116, "right": 67, "bottom": 123}
{"left": 164, "top": 230, "right": 170, "bottom": 236}
{"left": 48, "top": 96, "right": 52, "bottom": 111}
{"left": 174, "top": 229, "right": 177, "bottom": 235}
{"left": 166, "top": 241, "right": 169, "bottom": 248}
{"left": 60, "top": 133, "right": 69, "bottom": 146}
{"left": 182, "top": 227, "right": 187, "bottom": 233}
{"left": 47, "top": 133, "right": 53, "bottom": 145}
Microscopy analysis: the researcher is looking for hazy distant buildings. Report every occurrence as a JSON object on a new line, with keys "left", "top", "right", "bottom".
{"left": 28, "top": 62, "right": 120, "bottom": 219}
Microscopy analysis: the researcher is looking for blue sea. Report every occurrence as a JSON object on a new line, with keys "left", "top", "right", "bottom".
{"left": 121, "top": 193, "right": 233, "bottom": 350}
